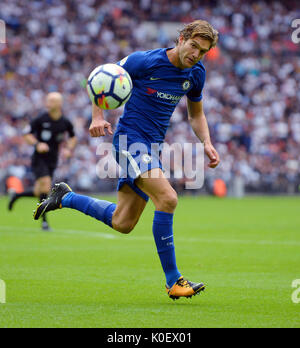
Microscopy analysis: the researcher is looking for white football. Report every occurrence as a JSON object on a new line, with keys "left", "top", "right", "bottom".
{"left": 87, "top": 64, "right": 133, "bottom": 110}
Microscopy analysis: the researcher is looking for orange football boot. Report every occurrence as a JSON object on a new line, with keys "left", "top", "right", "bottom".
{"left": 166, "top": 276, "right": 205, "bottom": 300}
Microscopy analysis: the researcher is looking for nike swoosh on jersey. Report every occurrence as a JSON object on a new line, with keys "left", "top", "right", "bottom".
{"left": 150, "top": 77, "right": 161, "bottom": 80}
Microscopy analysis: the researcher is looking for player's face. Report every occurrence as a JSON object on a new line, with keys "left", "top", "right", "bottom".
{"left": 178, "top": 36, "right": 211, "bottom": 68}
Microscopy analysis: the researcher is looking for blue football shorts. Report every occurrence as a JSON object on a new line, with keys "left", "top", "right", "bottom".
{"left": 112, "top": 130, "right": 163, "bottom": 202}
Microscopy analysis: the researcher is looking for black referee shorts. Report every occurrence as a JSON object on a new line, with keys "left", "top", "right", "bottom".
{"left": 32, "top": 155, "right": 57, "bottom": 180}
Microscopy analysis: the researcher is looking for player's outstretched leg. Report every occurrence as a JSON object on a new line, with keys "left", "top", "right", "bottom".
{"left": 33, "top": 182, "right": 146, "bottom": 233}
{"left": 8, "top": 190, "right": 35, "bottom": 211}
{"left": 136, "top": 168, "right": 206, "bottom": 300}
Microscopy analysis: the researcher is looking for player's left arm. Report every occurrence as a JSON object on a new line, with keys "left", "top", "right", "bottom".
{"left": 187, "top": 99, "right": 220, "bottom": 168}
{"left": 63, "top": 121, "right": 78, "bottom": 158}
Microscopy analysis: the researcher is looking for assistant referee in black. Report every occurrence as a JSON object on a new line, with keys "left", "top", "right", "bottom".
{"left": 8, "top": 92, "right": 77, "bottom": 231}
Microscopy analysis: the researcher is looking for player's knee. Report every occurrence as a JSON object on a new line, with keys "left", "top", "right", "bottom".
{"left": 114, "top": 221, "right": 136, "bottom": 234}
{"left": 157, "top": 191, "right": 178, "bottom": 212}
{"left": 117, "top": 225, "right": 134, "bottom": 234}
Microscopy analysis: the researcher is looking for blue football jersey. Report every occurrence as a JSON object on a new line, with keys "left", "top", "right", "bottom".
{"left": 116, "top": 48, "right": 206, "bottom": 144}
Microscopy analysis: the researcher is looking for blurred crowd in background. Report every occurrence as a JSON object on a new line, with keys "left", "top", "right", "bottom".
{"left": 0, "top": 0, "right": 299, "bottom": 195}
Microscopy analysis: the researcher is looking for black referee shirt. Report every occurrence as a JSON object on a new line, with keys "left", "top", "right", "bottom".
{"left": 24, "top": 112, "right": 75, "bottom": 163}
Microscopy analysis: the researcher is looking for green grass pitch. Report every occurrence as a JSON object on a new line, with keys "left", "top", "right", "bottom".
{"left": 0, "top": 195, "right": 299, "bottom": 328}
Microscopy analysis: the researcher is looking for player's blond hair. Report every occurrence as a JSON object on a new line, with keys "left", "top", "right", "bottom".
{"left": 175, "top": 20, "right": 219, "bottom": 49}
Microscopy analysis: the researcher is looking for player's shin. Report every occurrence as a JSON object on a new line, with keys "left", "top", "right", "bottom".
{"left": 61, "top": 192, "right": 116, "bottom": 228}
{"left": 152, "top": 211, "right": 181, "bottom": 288}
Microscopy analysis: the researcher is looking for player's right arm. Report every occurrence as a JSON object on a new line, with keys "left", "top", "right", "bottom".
{"left": 89, "top": 51, "right": 147, "bottom": 138}
{"left": 89, "top": 103, "right": 113, "bottom": 137}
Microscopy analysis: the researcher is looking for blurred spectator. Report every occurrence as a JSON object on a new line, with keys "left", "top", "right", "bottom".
{"left": 0, "top": 0, "right": 299, "bottom": 194}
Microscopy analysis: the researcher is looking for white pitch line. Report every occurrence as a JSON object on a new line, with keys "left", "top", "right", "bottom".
{"left": 56, "top": 229, "right": 116, "bottom": 239}
{"left": 1, "top": 225, "right": 300, "bottom": 246}
{"left": 0, "top": 225, "right": 117, "bottom": 240}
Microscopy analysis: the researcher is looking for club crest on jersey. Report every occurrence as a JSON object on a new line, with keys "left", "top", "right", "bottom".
{"left": 182, "top": 80, "right": 191, "bottom": 90}
{"left": 142, "top": 154, "right": 152, "bottom": 164}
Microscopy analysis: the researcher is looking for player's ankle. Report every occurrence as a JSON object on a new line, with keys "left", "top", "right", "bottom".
{"left": 61, "top": 191, "right": 74, "bottom": 207}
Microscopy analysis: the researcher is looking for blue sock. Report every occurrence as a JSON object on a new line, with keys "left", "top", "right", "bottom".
{"left": 62, "top": 192, "right": 116, "bottom": 228}
{"left": 153, "top": 211, "right": 181, "bottom": 288}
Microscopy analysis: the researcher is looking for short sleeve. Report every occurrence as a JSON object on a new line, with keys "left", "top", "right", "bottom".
{"left": 117, "top": 51, "right": 148, "bottom": 79}
{"left": 186, "top": 65, "right": 206, "bottom": 102}
{"left": 23, "top": 118, "right": 39, "bottom": 135}
{"left": 66, "top": 119, "right": 75, "bottom": 138}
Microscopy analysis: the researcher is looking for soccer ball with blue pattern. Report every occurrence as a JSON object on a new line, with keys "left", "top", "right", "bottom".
{"left": 87, "top": 64, "right": 133, "bottom": 110}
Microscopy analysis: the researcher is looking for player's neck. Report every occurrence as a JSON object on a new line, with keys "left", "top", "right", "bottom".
{"left": 166, "top": 47, "right": 184, "bottom": 70}
{"left": 49, "top": 109, "right": 62, "bottom": 121}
